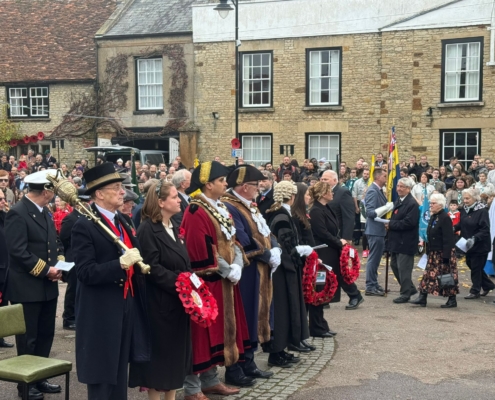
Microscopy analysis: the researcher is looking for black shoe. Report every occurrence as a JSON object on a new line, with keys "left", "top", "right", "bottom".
{"left": 481, "top": 289, "right": 492, "bottom": 297}
{"left": 288, "top": 343, "right": 311, "bottom": 352}
{"left": 410, "top": 288, "right": 418, "bottom": 297}
{"left": 279, "top": 351, "right": 300, "bottom": 363}
{"left": 393, "top": 296, "right": 410, "bottom": 304}
{"left": 327, "top": 329, "right": 337, "bottom": 336}
{"left": 464, "top": 293, "right": 480, "bottom": 299}
{"left": 301, "top": 339, "right": 316, "bottom": 351}
{"left": 313, "top": 331, "right": 334, "bottom": 338}
{"left": 365, "top": 289, "right": 385, "bottom": 297}
{"left": 268, "top": 354, "right": 293, "bottom": 368}
{"left": 346, "top": 296, "right": 364, "bottom": 310}
{"left": 17, "top": 387, "right": 43, "bottom": 399}
{"left": 224, "top": 375, "right": 256, "bottom": 387}
{"left": 441, "top": 296, "right": 457, "bottom": 308}
{"left": 409, "top": 292, "right": 427, "bottom": 307}
{"left": 323, "top": 304, "right": 330, "bottom": 309}
{"left": 36, "top": 381, "right": 61, "bottom": 394}
{"left": 244, "top": 368, "right": 273, "bottom": 379}
{"left": 0, "top": 338, "right": 14, "bottom": 348}
{"left": 63, "top": 323, "right": 76, "bottom": 331}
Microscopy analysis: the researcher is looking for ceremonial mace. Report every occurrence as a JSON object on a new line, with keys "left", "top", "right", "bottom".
{"left": 46, "top": 169, "right": 151, "bottom": 274}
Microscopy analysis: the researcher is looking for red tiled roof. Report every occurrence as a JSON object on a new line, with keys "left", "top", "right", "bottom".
{"left": 0, "top": 0, "right": 118, "bottom": 83}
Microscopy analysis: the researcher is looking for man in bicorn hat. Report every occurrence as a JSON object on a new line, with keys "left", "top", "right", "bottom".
{"left": 181, "top": 161, "right": 251, "bottom": 400}
{"left": 5, "top": 169, "right": 64, "bottom": 399}
{"left": 221, "top": 165, "right": 281, "bottom": 383}
{"left": 71, "top": 163, "right": 150, "bottom": 400}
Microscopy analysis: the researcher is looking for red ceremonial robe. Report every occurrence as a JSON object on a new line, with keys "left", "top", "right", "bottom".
{"left": 181, "top": 196, "right": 250, "bottom": 373}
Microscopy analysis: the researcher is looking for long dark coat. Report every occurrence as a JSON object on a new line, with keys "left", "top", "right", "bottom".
{"left": 456, "top": 204, "right": 491, "bottom": 254}
{"left": 129, "top": 219, "right": 192, "bottom": 390}
{"left": 387, "top": 193, "right": 420, "bottom": 255}
{"left": 266, "top": 207, "right": 309, "bottom": 352}
{"left": 71, "top": 204, "right": 150, "bottom": 385}
{"left": 0, "top": 211, "right": 8, "bottom": 301}
{"left": 256, "top": 188, "right": 274, "bottom": 220}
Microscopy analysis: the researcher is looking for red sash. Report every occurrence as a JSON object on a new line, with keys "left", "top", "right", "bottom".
{"left": 100, "top": 214, "right": 135, "bottom": 298}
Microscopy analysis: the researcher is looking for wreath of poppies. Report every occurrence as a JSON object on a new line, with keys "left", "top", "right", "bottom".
{"left": 340, "top": 244, "right": 361, "bottom": 284}
{"left": 302, "top": 250, "right": 339, "bottom": 306}
{"left": 175, "top": 272, "right": 219, "bottom": 328}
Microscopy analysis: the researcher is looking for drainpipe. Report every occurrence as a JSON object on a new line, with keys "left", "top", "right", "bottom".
{"left": 94, "top": 38, "right": 100, "bottom": 165}
{"left": 487, "top": 0, "right": 495, "bottom": 66}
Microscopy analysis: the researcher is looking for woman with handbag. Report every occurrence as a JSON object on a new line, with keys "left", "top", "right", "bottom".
{"left": 410, "top": 193, "right": 459, "bottom": 308}
{"left": 456, "top": 188, "right": 495, "bottom": 299}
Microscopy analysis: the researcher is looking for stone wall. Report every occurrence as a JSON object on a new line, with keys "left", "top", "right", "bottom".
{"left": 195, "top": 25, "right": 495, "bottom": 167}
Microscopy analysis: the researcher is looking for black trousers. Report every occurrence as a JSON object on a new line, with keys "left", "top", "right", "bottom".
{"left": 466, "top": 253, "right": 495, "bottom": 294}
{"left": 63, "top": 268, "right": 77, "bottom": 324}
{"left": 11, "top": 298, "right": 57, "bottom": 358}
{"left": 225, "top": 347, "right": 255, "bottom": 379}
{"left": 86, "top": 294, "right": 135, "bottom": 400}
{"left": 330, "top": 262, "right": 360, "bottom": 303}
{"left": 307, "top": 304, "right": 329, "bottom": 337}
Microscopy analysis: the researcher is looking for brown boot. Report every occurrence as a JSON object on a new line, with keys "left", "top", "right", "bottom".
{"left": 202, "top": 382, "right": 241, "bottom": 396}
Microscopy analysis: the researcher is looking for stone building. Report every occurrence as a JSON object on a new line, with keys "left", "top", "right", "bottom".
{"left": 193, "top": 0, "right": 495, "bottom": 168}
{"left": 0, "top": 0, "right": 119, "bottom": 164}
{"left": 95, "top": 0, "right": 199, "bottom": 167}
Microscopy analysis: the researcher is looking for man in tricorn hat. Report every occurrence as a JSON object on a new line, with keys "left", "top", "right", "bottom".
{"left": 221, "top": 165, "right": 281, "bottom": 383}
{"left": 5, "top": 169, "right": 64, "bottom": 399}
{"left": 181, "top": 161, "right": 251, "bottom": 399}
{"left": 71, "top": 162, "right": 150, "bottom": 400}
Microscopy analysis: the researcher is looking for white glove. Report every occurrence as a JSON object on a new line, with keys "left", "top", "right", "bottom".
{"left": 296, "top": 245, "right": 313, "bottom": 257}
{"left": 227, "top": 263, "right": 242, "bottom": 284}
{"left": 465, "top": 237, "right": 475, "bottom": 251}
{"left": 375, "top": 202, "right": 394, "bottom": 217}
{"left": 269, "top": 248, "right": 281, "bottom": 269}
{"left": 120, "top": 248, "right": 143, "bottom": 270}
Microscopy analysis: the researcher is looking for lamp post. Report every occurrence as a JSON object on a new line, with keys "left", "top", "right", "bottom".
{"left": 214, "top": 0, "right": 240, "bottom": 153}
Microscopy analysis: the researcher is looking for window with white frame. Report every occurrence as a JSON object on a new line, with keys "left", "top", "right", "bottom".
{"left": 307, "top": 133, "right": 340, "bottom": 168}
{"left": 307, "top": 48, "right": 341, "bottom": 105}
{"left": 137, "top": 58, "right": 163, "bottom": 110}
{"left": 8, "top": 86, "right": 49, "bottom": 118}
{"left": 442, "top": 38, "right": 482, "bottom": 102}
{"left": 241, "top": 52, "right": 272, "bottom": 107}
{"left": 241, "top": 135, "right": 271, "bottom": 166}
{"left": 440, "top": 130, "right": 480, "bottom": 170}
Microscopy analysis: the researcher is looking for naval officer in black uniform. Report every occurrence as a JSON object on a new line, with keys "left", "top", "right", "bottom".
{"left": 5, "top": 169, "right": 64, "bottom": 399}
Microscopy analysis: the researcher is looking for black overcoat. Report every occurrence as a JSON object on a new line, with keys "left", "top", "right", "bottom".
{"left": 456, "top": 204, "right": 491, "bottom": 254}
{"left": 426, "top": 209, "right": 454, "bottom": 259}
{"left": 0, "top": 212, "right": 8, "bottom": 299}
{"left": 387, "top": 193, "right": 420, "bottom": 255}
{"left": 5, "top": 196, "right": 61, "bottom": 303}
{"left": 327, "top": 185, "right": 355, "bottom": 241}
{"left": 256, "top": 188, "right": 274, "bottom": 220}
{"left": 129, "top": 219, "right": 192, "bottom": 390}
{"left": 266, "top": 207, "right": 309, "bottom": 352}
{"left": 71, "top": 204, "right": 150, "bottom": 385}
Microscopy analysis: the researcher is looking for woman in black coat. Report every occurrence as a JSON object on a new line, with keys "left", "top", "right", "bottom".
{"left": 456, "top": 188, "right": 495, "bottom": 299}
{"left": 308, "top": 182, "right": 363, "bottom": 334}
{"left": 129, "top": 181, "right": 192, "bottom": 400}
{"left": 265, "top": 181, "right": 310, "bottom": 367}
{"left": 411, "top": 193, "right": 458, "bottom": 308}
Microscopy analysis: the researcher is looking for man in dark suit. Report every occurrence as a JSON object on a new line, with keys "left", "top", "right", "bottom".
{"left": 171, "top": 169, "right": 191, "bottom": 226}
{"left": 5, "top": 170, "right": 64, "bottom": 399}
{"left": 256, "top": 171, "right": 274, "bottom": 219}
{"left": 386, "top": 177, "right": 419, "bottom": 303}
{"left": 320, "top": 170, "right": 355, "bottom": 242}
{"left": 41, "top": 150, "right": 56, "bottom": 168}
{"left": 71, "top": 163, "right": 150, "bottom": 400}
{"left": 0, "top": 190, "right": 14, "bottom": 348}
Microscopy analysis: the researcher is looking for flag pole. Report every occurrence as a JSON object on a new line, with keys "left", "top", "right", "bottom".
{"left": 384, "top": 126, "right": 392, "bottom": 296}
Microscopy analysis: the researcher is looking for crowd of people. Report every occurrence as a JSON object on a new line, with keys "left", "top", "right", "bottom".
{"left": 0, "top": 149, "right": 494, "bottom": 400}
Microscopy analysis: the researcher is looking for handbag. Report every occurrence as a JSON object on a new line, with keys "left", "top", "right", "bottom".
{"left": 437, "top": 272, "right": 455, "bottom": 289}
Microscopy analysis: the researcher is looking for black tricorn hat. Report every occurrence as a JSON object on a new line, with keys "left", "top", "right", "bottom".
{"left": 83, "top": 162, "right": 125, "bottom": 195}
{"left": 186, "top": 161, "right": 231, "bottom": 195}
{"left": 227, "top": 165, "right": 266, "bottom": 188}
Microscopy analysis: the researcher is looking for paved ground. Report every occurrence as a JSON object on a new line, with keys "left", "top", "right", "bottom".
{"left": 1, "top": 254, "right": 495, "bottom": 400}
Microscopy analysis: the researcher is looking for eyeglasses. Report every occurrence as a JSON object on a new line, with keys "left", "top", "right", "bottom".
{"left": 0, "top": 198, "right": 5, "bottom": 202}
{"left": 244, "top": 182, "right": 258, "bottom": 187}
{"left": 100, "top": 184, "right": 124, "bottom": 192}
{"left": 0, "top": 179, "right": 8, "bottom": 182}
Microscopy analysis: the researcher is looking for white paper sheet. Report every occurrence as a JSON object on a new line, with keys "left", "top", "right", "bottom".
{"left": 456, "top": 237, "right": 468, "bottom": 252}
{"left": 417, "top": 254, "right": 428, "bottom": 270}
{"left": 374, "top": 217, "right": 390, "bottom": 224}
{"left": 55, "top": 261, "right": 75, "bottom": 272}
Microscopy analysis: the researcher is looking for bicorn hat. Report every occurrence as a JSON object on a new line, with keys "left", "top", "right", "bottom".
{"left": 186, "top": 161, "right": 231, "bottom": 195}
{"left": 227, "top": 165, "right": 266, "bottom": 188}
{"left": 83, "top": 162, "right": 124, "bottom": 195}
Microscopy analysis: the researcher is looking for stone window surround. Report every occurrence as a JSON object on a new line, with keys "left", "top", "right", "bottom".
{"left": 440, "top": 36, "right": 484, "bottom": 104}
{"left": 240, "top": 133, "right": 272, "bottom": 166}
{"left": 7, "top": 85, "right": 50, "bottom": 119}
{"left": 239, "top": 51, "right": 273, "bottom": 109}
{"left": 135, "top": 57, "right": 164, "bottom": 112}
{"left": 306, "top": 47, "right": 342, "bottom": 107}
{"left": 305, "top": 132, "right": 341, "bottom": 167}
{"left": 439, "top": 128, "right": 480, "bottom": 170}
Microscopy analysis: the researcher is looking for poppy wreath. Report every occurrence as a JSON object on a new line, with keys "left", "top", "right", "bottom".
{"left": 302, "top": 250, "right": 339, "bottom": 306}
{"left": 175, "top": 272, "right": 219, "bottom": 328}
{"left": 340, "top": 244, "right": 360, "bottom": 284}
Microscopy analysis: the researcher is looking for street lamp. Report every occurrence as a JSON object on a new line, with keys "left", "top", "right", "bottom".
{"left": 214, "top": 0, "right": 240, "bottom": 166}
